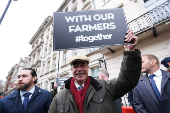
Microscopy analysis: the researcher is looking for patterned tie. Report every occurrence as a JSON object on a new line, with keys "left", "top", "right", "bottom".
{"left": 149, "top": 74, "right": 161, "bottom": 101}
{"left": 78, "top": 86, "right": 83, "bottom": 90}
{"left": 23, "top": 92, "right": 31, "bottom": 110}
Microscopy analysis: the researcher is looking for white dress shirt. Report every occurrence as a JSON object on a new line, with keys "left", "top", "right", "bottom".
{"left": 148, "top": 69, "right": 162, "bottom": 94}
{"left": 74, "top": 82, "right": 84, "bottom": 91}
{"left": 20, "top": 86, "right": 35, "bottom": 104}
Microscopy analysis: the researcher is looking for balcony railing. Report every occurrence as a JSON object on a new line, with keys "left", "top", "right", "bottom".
{"left": 128, "top": 1, "right": 170, "bottom": 35}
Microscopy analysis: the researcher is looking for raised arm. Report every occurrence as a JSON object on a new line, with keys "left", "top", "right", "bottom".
{"left": 106, "top": 30, "right": 141, "bottom": 99}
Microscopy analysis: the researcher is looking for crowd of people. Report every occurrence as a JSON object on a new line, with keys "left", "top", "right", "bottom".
{"left": 0, "top": 30, "right": 169, "bottom": 113}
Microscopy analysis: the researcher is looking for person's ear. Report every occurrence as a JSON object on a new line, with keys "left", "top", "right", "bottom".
{"left": 168, "top": 62, "right": 170, "bottom": 67}
{"left": 32, "top": 76, "right": 37, "bottom": 82}
{"left": 151, "top": 59, "right": 156, "bottom": 65}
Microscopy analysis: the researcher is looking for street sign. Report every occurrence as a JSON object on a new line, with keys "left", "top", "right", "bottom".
{"left": 53, "top": 8, "right": 128, "bottom": 51}
{"left": 56, "top": 77, "right": 70, "bottom": 87}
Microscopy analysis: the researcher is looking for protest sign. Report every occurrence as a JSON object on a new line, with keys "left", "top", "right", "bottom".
{"left": 53, "top": 8, "right": 128, "bottom": 50}
{"left": 56, "top": 77, "right": 70, "bottom": 87}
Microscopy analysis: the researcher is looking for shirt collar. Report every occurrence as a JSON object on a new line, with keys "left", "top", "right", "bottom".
{"left": 20, "top": 85, "right": 35, "bottom": 96}
{"left": 74, "top": 82, "right": 84, "bottom": 90}
{"left": 148, "top": 69, "right": 162, "bottom": 77}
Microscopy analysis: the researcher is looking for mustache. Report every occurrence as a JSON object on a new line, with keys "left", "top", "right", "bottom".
{"left": 18, "top": 83, "right": 25, "bottom": 84}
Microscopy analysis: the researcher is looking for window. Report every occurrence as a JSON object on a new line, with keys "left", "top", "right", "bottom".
{"left": 166, "top": 43, "right": 170, "bottom": 53}
{"left": 143, "top": 0, "right": 149, "bottom": 3}
{"left": 33, "top": 54, "right": 35, "bottom": 64}
{"left": 103, "top": 0, "right": 109, "bottom": 3}
{"left": 46, "top": 35, "right": 49, "bottom": 43}
{"left": 50, "top": 32, "right": 53, "bottom": 39}
{"left": 72, "top": 0, "right": 77, "bottom": 3}
{"left": 42, "top": 64, "right": 45, "bottom": 74}
{"left": 32, "top": 45, "right": 35, "bottom": 49}
{"left": 73, "top": 6, "right": 77, "bottom": 11}
{"left": 37, "top": 50, "right": 40, "bottom": 60}
{"left": 53, "top": 57, "right": 57, "bottom": 70}
{"left": 51, "top": 82, "right": 54, "bottom": 90}
{"left": 65, "top": 7, "right": 68, "bottom": 12}
{"left": 89, "top": 48, "right": 97, "bottom": 53}
{"left": 45, "top": 81, "right": 48, "bottom": 90}
{"left": 28, "top": 59, "right": 31, "bottom": 67}
{"left": 47, "top": 61, "right": 50, "bottom": 72}
{"left": 41, "top": 34, "right": 44, "bottom": 39}
{"left": 37, "top": 67, "right": 40, "bottom": 75}
{"left": 44, "top": 48, "right": 47, "bottom": 57}
{"left": 74, "top": 49, "right": 79, "bottom": 56}
{"left": 36, "top": 40, "right": 38, "bottom": 46}
{"left": 49, "top": 44, "right": 52, "bottom": 53}
{"left": 91, "top": 67, "right": 99, "bottom": 78}
{"left": 48, "top": 28, "right": 50, "bottom": 33}
{"left": 63, "top": 51, "right": 68, "bottom": 65}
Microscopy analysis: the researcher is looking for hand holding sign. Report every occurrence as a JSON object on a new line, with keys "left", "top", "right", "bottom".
{"left": 124, "top": 30, "right": 138, "bottom": 51}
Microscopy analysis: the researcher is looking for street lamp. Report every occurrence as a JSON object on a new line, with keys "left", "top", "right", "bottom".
{"left": 0, "top": 0, "right": 18, "bottom": 25}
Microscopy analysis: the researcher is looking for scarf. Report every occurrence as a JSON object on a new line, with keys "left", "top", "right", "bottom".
{"left": 70, "top": 76, "right": 90, "bottom": 113}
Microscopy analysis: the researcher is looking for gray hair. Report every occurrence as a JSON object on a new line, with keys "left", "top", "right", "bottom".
{"left": 98, "top": 70, "right": 109, "bottom": 78}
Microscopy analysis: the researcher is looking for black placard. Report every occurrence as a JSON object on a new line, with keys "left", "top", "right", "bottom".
{"left": 56, "top": 77, "right": 70, "bottom": 87}
{"left": 53, "top": 8, "right": 128, "bottom": 51}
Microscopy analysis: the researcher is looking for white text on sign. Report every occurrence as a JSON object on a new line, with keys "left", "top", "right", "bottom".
{"left": 75, "top": 33, "right": 112, "bottom": 42}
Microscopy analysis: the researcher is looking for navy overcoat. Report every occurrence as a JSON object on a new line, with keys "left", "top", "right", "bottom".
{"left": 0, "top": 86, "right": 52, "bottom": 113}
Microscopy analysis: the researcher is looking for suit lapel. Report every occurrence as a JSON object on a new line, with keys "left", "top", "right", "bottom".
{"left": 13, "top": 91, "right": 25, "bottom": 113}
{"left": 143, "top": 75, "right": 160, "bottom": 105}
{"left": 28, "top": 86, "right": 41, "bottom": 105}
{"left": 161, "top": 70, "right": 170, "bottom": 95}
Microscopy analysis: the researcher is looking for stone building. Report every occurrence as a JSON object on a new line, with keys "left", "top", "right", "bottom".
{"left": 10, "top": 57, "right": 28, "bottom": 88}
{"left": 3, "top": 64, "right": 17, "bottom": 93}
{"left": 3, "top": 57, "right": 28, "bottom": 96}
{"left": 28, "top": 15, "right": 59, "bottom": 91}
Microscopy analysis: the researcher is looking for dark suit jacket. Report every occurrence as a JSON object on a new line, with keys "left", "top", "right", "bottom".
{"left": 134, "top": 70, "right": 170, "bottom": 113}
{"left": 114, "top": 98, "right": 122, "bottom": 113}
{"left": 128, "top": 90, "right": 136, "bottom": 112}
{"left": 0, "top": 86, "right": 52, "bottom": 113}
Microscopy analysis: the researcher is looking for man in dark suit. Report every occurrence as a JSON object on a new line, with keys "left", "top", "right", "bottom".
{"left": 134, "top": 54, "right": 170, "bottom": 113}
{"left": 0, "top": 68, "right": 52, "bottom": 113}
